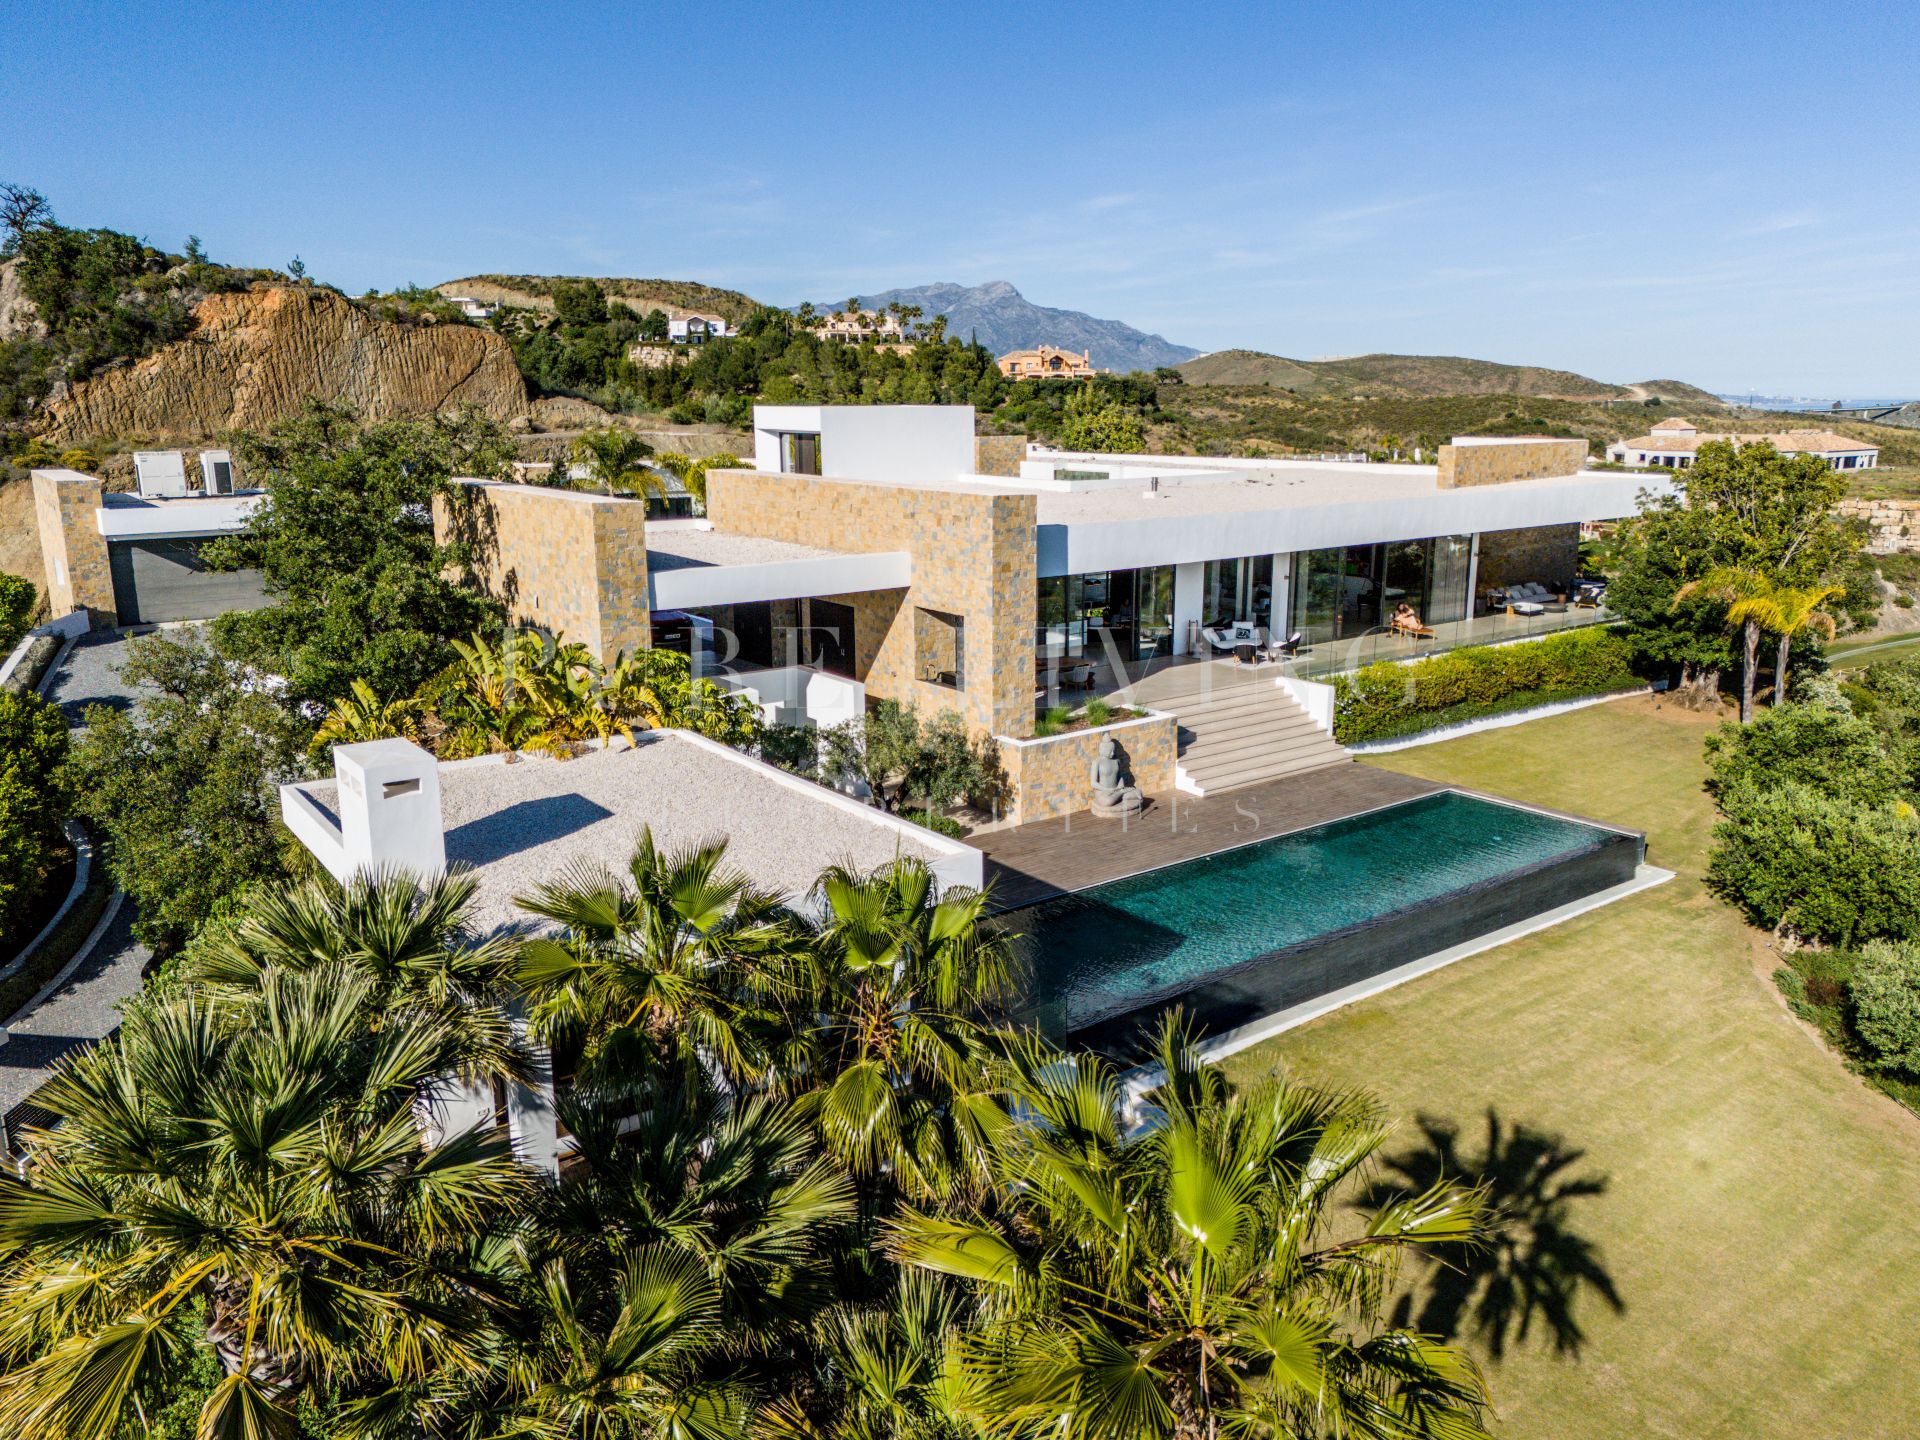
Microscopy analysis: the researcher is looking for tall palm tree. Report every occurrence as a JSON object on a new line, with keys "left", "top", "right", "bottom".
{"left": 768, "top": 859, "right": 1022, "bottom": 1202}
{"left": 0, "top": 968, "right": 528, "bottom": 1440}
{"left": 885, "top": 1021, "right": 1495, "bottom": 1440}
{"left": 1757, "top": 581, "right": 1844, "bottom": 706}
{"left": 514, "top": 830, "right": 802, "bottom": 1087}
{"left": 1675, "top": 565, "right": 1772, "bottom": 722}
{"left": 570, "top": 426, "right": 663, "bottom": 500}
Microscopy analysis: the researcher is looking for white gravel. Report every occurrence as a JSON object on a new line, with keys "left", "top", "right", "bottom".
{"left": 424, "top": 732, "right": 952, "bottom": 933}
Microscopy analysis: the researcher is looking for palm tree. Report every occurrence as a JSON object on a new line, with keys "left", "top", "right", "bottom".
{"left": 1676, "top": 570, "right": 1845, "bottom": 719}
{"left": 309, "top": 676, "right": 424, "bottom": 761}
{"left": 1756, "top": 581, "right": 1844, "bottom": 706}
{"left": 571, "top": 426, "right": 663, "bottom": 500}
{"left": 885, "top": 1021, "right": 1495, "bottom": 1440}
{"left": 768, "top": 859, "right": 1022, "bottom": 1202}
{"left": 0, "top": 968, "right": 528, "bottom": 1439}
{"left": 186, "top": 866, "right": 523, "bottom": 1019}
{"left": 1674, "top": 565, "right": 1772, "bottom": 722}
{"left": 654, "top": 449, "right": 743, "bottom": 514}
{"left": 514, "top": 830, "right": 802, "bottom": 1087}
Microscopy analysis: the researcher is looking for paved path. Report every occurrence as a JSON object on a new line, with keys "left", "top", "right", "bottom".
{"left": 0, "top": 898, "right": 150, "bottom": 1115}
{"left": 41, "top": 628, "right": 163, "bottom": 723}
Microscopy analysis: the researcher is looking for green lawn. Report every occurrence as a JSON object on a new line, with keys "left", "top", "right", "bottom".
{"left": 1220, "top": 696, "right": 1920, "bottom": 1439}
{"left": 1828, "top": 631, "right": 1920, "bottom": 668}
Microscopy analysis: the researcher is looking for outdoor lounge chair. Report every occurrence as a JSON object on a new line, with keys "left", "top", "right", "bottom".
{"left": 1264, "top": 629, "right": 1305, "bottom": 660}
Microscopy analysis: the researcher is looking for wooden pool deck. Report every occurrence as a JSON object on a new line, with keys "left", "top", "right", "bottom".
{"left": 972, "top": 762, "right": 1442, "bottom": 913}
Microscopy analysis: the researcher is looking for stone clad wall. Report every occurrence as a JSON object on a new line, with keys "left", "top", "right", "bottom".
{"left": 996, "top": 712, "right": 1178, "bottom": 825}
{"left": 1839, "top": 498, "right": 1920, "bottom": 555}
{"left": 32, "top": 469, "right": 113, "bottom": 622}
{"left": 1437, "top": 438, "right": 1590, "bottom": 489}
{"left": 437, "top": 481, "right": 650, "bottom": 659}
{"left": 706, "top": 468, "right": 1038, "bottom": 736}
{"left": 1474, "top": 524, "right": 1581, "bottom": 602}
{"left": 973, "top": 435, "right": 1027, "bottom": 477}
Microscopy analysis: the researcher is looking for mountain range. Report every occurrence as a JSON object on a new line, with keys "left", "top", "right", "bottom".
{"left": 802, "top": 281, "right": 1200, "bottom": 371}
{"left": 1175, "top": 349, "right": 1726, "bottom": 406}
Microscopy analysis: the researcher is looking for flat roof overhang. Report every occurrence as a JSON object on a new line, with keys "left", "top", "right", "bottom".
{"left": 1036, "top": 473, "right": 1660, "bottom": 577}
{"left": 647, "top": 549, "right": 911, "bottom": 609}
{"left": 96, "top": 493, "right": 260, "bottom": 542}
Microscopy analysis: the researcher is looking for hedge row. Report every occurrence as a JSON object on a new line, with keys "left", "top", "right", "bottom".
{"left": 1331, "top": 627, "right": 1642, "bottom": 743}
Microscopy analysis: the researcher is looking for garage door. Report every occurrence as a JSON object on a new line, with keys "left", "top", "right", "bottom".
{"left": 108, "top": 539, "right": 270, "bottom": 626}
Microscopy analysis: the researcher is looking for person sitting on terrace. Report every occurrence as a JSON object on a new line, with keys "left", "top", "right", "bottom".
{"left": 1391, "top": 602, "right": 1435, "bottom": 639}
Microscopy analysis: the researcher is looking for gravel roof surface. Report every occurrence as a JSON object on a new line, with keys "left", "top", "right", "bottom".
{"left": 311, "top": 733, "right": 951, "bottom": 936}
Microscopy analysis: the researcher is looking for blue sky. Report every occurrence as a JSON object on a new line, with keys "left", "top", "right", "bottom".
{"left": 7, "top": 0, "right": 1917, "bottom": 395}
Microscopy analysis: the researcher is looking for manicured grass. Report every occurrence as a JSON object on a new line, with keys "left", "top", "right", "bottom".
{"left": 1220, "top": 696, "right": 1920, "bottom": 1439}
{"left": 1828, "top": 631, "right": 1920, "bottom": 668}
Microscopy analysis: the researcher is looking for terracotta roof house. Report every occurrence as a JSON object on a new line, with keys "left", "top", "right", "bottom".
{"left": 998, "top": 345, "right": 1100, "bottom": 380}
{"left": 1607, "top": 418, "right": 1878, "bottom": 471}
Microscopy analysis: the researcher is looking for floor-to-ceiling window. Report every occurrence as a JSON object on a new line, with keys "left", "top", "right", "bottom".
{"left": 1201, "top": 555, "right": 1274, "bottom": 630}
{"left": 1037, "top": 566, "right": 1176, "bottom": 664}
{"left": 1287, "top": 535, "right": 1472, "bottom": 642}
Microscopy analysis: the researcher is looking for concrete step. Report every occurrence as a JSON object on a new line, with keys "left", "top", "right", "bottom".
{"left": 1167, "top": 679, "right": 1349, "bottom": 797}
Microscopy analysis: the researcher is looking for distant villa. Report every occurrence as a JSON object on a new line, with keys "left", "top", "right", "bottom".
{"left": 1606, "top": 417, "right": 1879, "bottom": 471}
{"left": 998, "top": 344, "right": 1101, "bottom": 380}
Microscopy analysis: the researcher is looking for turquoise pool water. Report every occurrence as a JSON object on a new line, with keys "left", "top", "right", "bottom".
{"left": 1016, "top": 791, "right": 1623, "bottom": 1033}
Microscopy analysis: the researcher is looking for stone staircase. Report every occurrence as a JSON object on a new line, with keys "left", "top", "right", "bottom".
{"left": 1168, "top": 681, "right": 1351, "bottom": 796}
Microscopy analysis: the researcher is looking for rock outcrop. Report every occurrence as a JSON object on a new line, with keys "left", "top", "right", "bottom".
{"left": 42, "top": 285, "right": 528, "bottom": 442}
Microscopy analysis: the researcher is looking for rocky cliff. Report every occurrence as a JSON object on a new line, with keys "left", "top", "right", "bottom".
{"left": 41, "top": 285, "right": 529, "bottom": 443}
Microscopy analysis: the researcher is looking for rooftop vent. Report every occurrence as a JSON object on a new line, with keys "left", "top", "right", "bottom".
{"left": 133, "top": 450, "right": 189, "bottom": 498}
{"left": 199, "top": 449, "right": 235, "bottom": 495}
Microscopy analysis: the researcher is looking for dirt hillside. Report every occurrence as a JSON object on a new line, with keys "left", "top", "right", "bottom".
{"left": 41, "top": 285, "right": 529, "bottom": 444}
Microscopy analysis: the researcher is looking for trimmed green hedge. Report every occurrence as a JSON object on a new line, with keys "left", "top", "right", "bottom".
{"left": 1332, "top": 627, "right": 1641, "bottom": 744}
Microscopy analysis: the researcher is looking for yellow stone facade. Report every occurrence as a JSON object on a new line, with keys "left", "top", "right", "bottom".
{"left": 436, "top": 482, "right": 651, "bottom": 660}
{"left": 706, "top": 468, "right": 1038, "bottom": 736}
{"left": 995, "top": 712, "right": 1178, "bottom": 825}
{"left": 32, "top": 469, "right": 114, "bottom": 622}
{"left": 972, "top": 435, "right": 1027, "bottom": 477}
{"left": 1436, "top": 438, "right": 1590, "bottom": 489}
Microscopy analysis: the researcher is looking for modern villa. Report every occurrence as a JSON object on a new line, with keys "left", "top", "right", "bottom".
{"left": 27, "top": 404, "right": 1669, "bottom": 1142}
{"left": 1606, "top": 416, "right": 1880, "bottom": 470}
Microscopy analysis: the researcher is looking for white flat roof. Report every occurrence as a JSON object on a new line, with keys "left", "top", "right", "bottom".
{"left": 96, "top": 490, "right": 261, "bottom": 540}
{"left": 645, "top": 520, "right": 911, "bottom": 609}
{"left": 1029, "top": 464, "right": 1667, "bottom": 575}
{"left": 291, "top": 730, "right": 976, "bottom": 935}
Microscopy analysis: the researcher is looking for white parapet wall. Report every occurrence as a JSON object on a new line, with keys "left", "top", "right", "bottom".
{"left": 1277, "top": 673, "right": 1336, "bottom": 734}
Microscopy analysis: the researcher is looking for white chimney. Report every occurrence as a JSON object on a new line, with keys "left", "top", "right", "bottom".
{"left": 332, "top": 739, "right": 445, "bottom": 879}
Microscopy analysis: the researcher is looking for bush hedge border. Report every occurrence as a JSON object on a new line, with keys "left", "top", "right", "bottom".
{"left": 1330, "top": 627, "right": 1644, "bottom": 744}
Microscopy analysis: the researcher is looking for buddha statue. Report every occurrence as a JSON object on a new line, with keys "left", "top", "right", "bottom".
{"left": 1089, "top": 734, "right": 1144, "bottom": 817}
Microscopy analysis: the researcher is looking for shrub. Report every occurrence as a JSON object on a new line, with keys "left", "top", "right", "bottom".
{"left": 758, "top": 723, "right": 819, "bottom": 777}
{"left": 0, "top": 689, "right": 70, "bottom": 944}
{"left": 1083, "top": 696, "right": 1113, "bottom": 728}
{"left": 902, "top": 808, "right": 965, "bottom": 838}
{"left": 0, "top": 571, "right": 36, "bottom": 654}
{"left": 1703, "top": 702, "right": 1904, "bottom": 807}
{"left": 1706, "top": 781, "right": 1920, "bottom": 946}
{"left": 1850, "top": 940, "right": 1920, "bottom": 1073}
{"left": 1331, "top": 627, "right": 1639, "bottom": 743}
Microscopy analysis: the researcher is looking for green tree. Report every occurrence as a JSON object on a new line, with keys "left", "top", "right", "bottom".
{"left": 772, "top": 858, "right": 1019, "bottom": 1201}
{"left": 1707, "top": 780, "right": 1920, "bottom": 945}
{"left": 0, "top": 689, "right": 69, "bottom": 944}
{"left": 1850, "top": 940, "right": 1920, "bottom": 1073}
{"left": 1060, "top": 384, "right": 1146, "bottom": 453}
{"left": 206, "top": 401, "right": 512, "bottom": 706}
{"left": 0, "top": 966, "right": 527, "bottom": 1440}
{"left": 63, "top": 630, "right": 309, "bottom": 951}
{"left": 886, "top": 1022, "right": 1494, "bottom": 1438}
{"left": 1703, "top": 701, "right": 1905, "bottom": 808}
{"left": 514, "top": 830, "right": 802, "bottom": 1087}
{"left": 0, "top": 571, "right": 37, "bottom": 652}
{"left": 1675, "top": 566, "right": 1784, "bottom": 723}
{"left": 820, "top": 701, "right": 1005, "bottom": 815}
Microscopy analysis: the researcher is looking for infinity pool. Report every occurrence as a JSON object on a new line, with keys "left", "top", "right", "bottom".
{"left": 1013, "top": 790, "right": 1641, "bottom": 1049}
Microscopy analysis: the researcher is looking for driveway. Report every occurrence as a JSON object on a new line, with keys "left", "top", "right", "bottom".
{"left": 0, "top": 898, "right": 151, "bottom": 1119}
{"left": 40, "top": 627, "right": 169, "bottom": 724}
